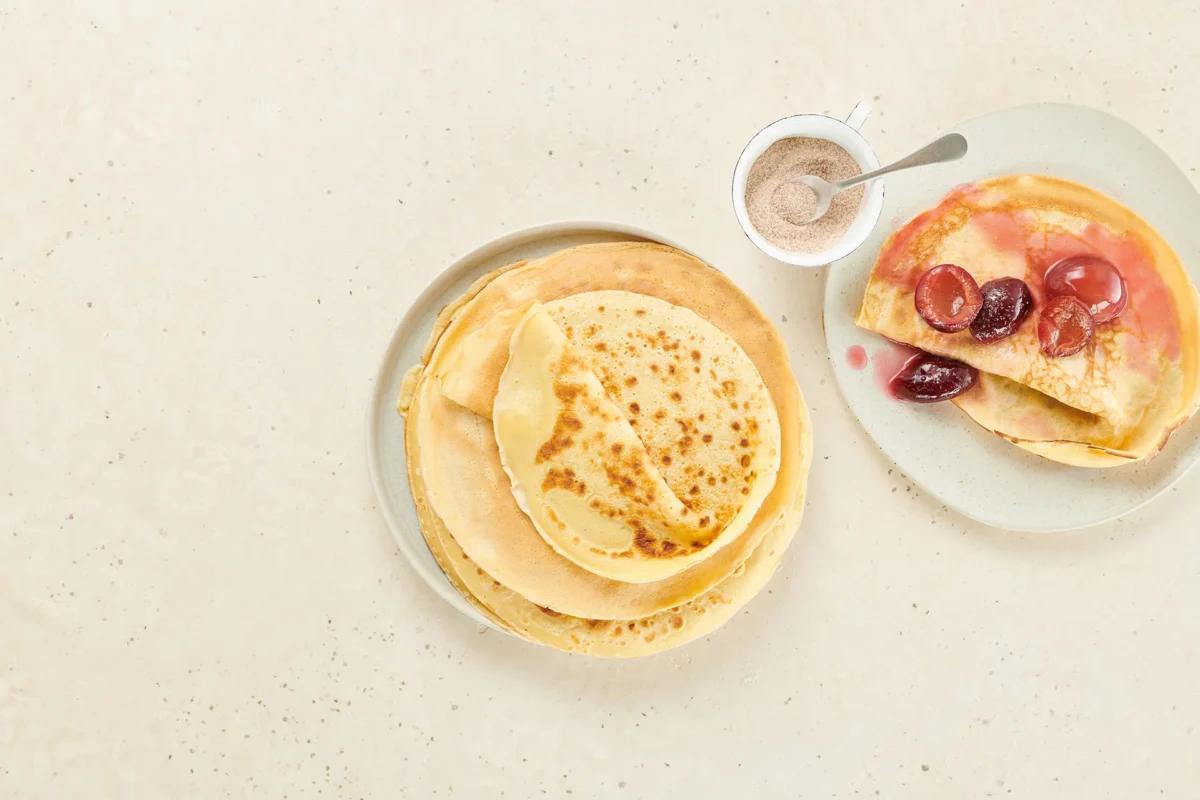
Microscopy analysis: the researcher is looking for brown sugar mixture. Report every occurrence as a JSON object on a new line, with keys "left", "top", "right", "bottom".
{"left": 745, "top": 136, "right": 865, "bottom": 253}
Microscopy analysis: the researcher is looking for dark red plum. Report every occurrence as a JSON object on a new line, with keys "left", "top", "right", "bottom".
{"left": 970, "top": 277, "right": 1034, "bottom": 343}
{"left": 914, "top": 264, "right": 982, "bottom": 333}
{"left": 889, "top": 352, "right": 979, "bottom": 403}
{"left": 1038, "top": 294, "right": 1095, "bottom": 357}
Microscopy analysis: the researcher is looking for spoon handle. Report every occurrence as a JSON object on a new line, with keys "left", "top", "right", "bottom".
{"left": 833, "top": 133, "right": 968, "bottom": 192}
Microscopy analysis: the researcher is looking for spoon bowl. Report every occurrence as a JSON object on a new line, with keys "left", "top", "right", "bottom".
{"left": 789, "top": 175, "right": 836, "bottom": 224}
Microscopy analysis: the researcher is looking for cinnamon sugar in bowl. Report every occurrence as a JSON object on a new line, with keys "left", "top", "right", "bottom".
{"left": 745, "top": 137, "right": 865, "bottom": 254}
{"left": 732, "top": 103, "right": 885, "bottom": 268}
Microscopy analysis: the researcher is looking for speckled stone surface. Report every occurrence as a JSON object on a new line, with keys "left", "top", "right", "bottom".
{"left": 2, "top": 2, "right": 1199, "bottom": 798}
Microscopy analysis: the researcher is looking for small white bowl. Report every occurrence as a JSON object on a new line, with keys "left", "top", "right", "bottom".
{"left": 732, "top": 101, "right": 885, "bottom": 268}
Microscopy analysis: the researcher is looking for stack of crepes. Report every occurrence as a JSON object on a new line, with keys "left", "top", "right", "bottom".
{"left": 398, "top": 243, "right": 811, "bottom": 656}
{"left": 857, "top": 175, "right": 1200, "bottom": 467}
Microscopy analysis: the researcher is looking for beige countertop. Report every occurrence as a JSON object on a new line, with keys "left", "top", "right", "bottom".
{"left": 3, "top": 2, "right": 1199, "bottom": 797}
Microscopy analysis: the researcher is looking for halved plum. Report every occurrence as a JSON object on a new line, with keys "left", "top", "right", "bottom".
{"left": 914, "top": 264, "right": 982, "bottom": 333}
{"left": 1038, "top": 294, "right": 1095, "bottom": 357}
{"left": 970, "top": 277, "right": 1034, "bottom": 343}
{"left": 1044, "top": 255, "right": 1127, "bottom": 323}
{"left": 889, "top": 352, "right": 979, "bottom": 403}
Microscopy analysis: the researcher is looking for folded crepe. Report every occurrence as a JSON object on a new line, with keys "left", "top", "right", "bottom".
{"left": 400, "top": 242, "right": 811, "bottom": 656}
{"left": 494, "top": 292, "right": 781, "bottom": 583}
{"left": 857, "top": 175, "right": 1200, "bottom": 467}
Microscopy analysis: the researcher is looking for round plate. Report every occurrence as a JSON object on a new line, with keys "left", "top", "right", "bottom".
{"left": 824, "top": 103, "right": 1200, "bottom": 532}
{"left": 366, "top": 221, "right": 686, "bottom": 626}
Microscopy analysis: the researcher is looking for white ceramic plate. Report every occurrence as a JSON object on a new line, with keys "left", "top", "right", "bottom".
{"left": 366, "top": 221, "right": 685, "bottom": 626}
{"left": 824, "top": 103, "right": 1200, "bottom": 532}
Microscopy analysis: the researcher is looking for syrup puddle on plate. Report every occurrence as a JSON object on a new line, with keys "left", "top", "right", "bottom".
{"left": 845, "top": 345, "right": 867, "bottom": 370}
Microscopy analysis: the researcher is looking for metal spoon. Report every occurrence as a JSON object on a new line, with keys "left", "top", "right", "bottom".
{"left": 791, "top": 133, "right": 968, "bottom": 223}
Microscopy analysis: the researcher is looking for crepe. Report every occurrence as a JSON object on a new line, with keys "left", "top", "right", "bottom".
{"left": 407, "top": 375, "right": 811, "bottom": 657}
{"left": 493, "top": 292, "right": 781, "bottom": 583}
{"left": 400, "top": 242, "right": 810, "bottom": 655}
{"left": 857, "top": 175, "right": 1200, "bottom": 466}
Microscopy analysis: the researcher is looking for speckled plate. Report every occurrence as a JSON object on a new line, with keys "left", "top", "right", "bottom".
{"left": 824, "top": 103, "right": 1200, "bottom": 532}
{"left": 366, "top": 221, "right": 688, "bottom": 627}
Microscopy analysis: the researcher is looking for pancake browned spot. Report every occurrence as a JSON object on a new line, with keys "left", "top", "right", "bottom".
{"left": 541, "top": 467, "right": 586, "bottom": 496}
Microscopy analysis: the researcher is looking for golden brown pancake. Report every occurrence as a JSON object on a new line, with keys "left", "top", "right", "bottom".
{"left": 493, "top": 292, "right": 781, "bottom": 583}
{"left": 407, "top": 373, "right": 811, "bottom": 657}
{"left": 400, "top": 242, "right": 811, "bottom": 655}
{"left": 857, "top": 175, "right": 1200, "bottom": 466}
